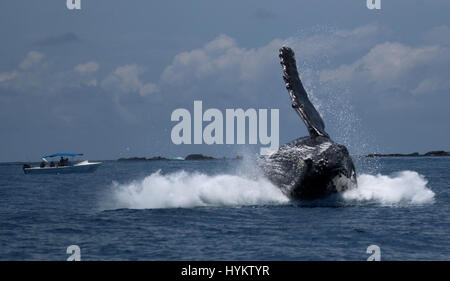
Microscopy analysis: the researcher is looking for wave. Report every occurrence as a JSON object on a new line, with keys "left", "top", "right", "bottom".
{"left": 104, "top": 170, "right": 434, "bottom": 210}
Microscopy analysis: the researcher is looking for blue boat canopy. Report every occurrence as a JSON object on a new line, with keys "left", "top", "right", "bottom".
{"left": 43, "top": 153, "right": 83, "bottom": 158}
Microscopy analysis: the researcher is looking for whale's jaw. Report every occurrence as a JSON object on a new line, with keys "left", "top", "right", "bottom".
{"left": 260, "top": 136, "right": 357, "bottom": 200}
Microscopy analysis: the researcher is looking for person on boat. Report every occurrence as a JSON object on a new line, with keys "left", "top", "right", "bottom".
{"left": 50, "top": 161, "right": 55, "bottom": 167}
{"left": 59, "top": 157, "right": 65, "bottom": 167}
{"left": 40, "top": 161, "right": 46, "bottom": 168}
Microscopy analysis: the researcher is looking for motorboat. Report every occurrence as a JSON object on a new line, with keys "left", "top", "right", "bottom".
{"left": 23, "top": 153, "right": 101, "bottom": 175}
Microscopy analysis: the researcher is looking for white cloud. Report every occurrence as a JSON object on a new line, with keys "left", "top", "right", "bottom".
{"left": 19, "top": 51, "right": 44, "bottom": 70}
{"left": 0, "top": 51, "right": 48, "bottom": 91}
{"left": 320, "top": 42, "right": 450, "bottom": 97}
{"left": 0, "top": 50, "right": 101, "bottom": 93}
{"left": 1, "top": 24, "right": 383, "bottom": 102}
{"left": 0, "top": 51, "right": 44, "bottom": 85}
{"left": 86, "top": 79, "right": 98, "bottom": 87}
{"left": 321, "top": 42, "right": 439, "bottom": 81}
{"left": 160, "top": 34, "right": 283, "bottom": 86}
{"left": 157, "top": 25, "right": 383, "bottom": 99}
{"left": 74, "top": 61, "right": 99, "bottom": 74}
{"left": 102, "top": 64, "right": 158, "bottom": 97}
{"left": 4, "top": 24, "right": 448, "bottom": 115}
{"left": 0, "top": 71, "right": 18, "bottom": 83}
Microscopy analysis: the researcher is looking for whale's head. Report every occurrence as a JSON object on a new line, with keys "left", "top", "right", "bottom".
{"left": 261, "top": 136, "right": 357, "bottom": 200}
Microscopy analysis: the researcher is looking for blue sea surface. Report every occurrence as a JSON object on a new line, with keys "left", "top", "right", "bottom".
{"left": 0, "top": 157, "right": 449, "bottom": 260}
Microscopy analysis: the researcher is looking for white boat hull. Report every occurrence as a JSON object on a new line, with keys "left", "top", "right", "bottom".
{"left": 24, "top": 161, "right": 101, "bottom": 175}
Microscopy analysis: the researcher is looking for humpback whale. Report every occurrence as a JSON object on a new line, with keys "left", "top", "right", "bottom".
{"left": 260, "top": 46, "right": 357, "bottom": 200}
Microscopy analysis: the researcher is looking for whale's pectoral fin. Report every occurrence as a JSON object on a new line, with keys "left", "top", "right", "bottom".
{"left": 279, "top": 46, "right": 329, "bottom": 138}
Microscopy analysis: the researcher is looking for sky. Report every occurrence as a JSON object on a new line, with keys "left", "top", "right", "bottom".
{"left": 1, "top": 0, "right": 450, "bottom": 162}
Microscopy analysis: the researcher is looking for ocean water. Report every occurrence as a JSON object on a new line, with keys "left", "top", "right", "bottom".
{"left": 0, "top": 157, "right": 448, "bottom": 260}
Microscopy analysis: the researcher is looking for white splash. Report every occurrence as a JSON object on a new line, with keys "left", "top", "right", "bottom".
{"left": 106, "top": 170, "right": 289, "bottom": 209}
{"left": 103, "top": 168, "right": 435, "bottom": 210}
{"left": 342, "top": 171, "right": 435, "bottom": 205}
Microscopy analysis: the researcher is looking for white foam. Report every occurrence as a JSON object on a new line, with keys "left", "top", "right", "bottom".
{"left": 107, "top": 170, "right": 289, "bottom": 209}
{"left": 342, "top": 171, "right": 435, "bottom": 205}
{"left": 104, "top": 168, "right": 435, "bottom": 210}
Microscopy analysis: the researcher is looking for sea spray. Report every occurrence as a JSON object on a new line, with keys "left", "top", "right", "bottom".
{"left": 107, "top": 170, "right": 289, "bottom": 209}
{"left": 104, "top": 169, "right": 435, "bottom": 210}
{"left": 343, "top": 170, "right": 435, "bottom": 205}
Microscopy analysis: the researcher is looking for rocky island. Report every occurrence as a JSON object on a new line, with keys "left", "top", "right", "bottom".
{"left": 366, "top": 151, "right": 450, "bottom": 157}
{"left": 184, "top": 154, "right": 216, "bottom": 160}
{"left": 117, "top": 154, "right": 221, "bottom": 161}
{"left": 118, "top": 156, "right": 168, "bottom": 161}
